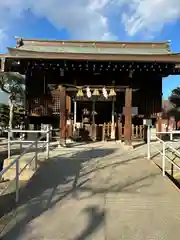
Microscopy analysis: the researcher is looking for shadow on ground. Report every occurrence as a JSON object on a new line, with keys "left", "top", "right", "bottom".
{"left": 74, "top": 205, "right": 105, "bottom": 240}
{"left": 0, "top": 146, "right": 159, "bottom": 240}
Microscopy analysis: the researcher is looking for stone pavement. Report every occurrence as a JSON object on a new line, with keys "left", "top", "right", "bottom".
{"left": 0, "top": 141, "right": 180, "bottom": 240}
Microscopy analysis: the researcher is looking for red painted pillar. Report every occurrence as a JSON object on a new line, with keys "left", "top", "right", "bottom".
{"left": 59, "top": 86, "right": 66, "bottom": 146}
{"left": 124, "top": 87, "right": 132, "bottom": 145}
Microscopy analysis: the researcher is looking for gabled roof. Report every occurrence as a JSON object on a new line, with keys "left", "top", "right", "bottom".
{"left": 13, "top": 38, "right": 172, "bottom": 55}
{"left": 3, "top": 38, "right": 180, "bottom": 62}
{"left": 10, "top": 45, "right": 171, "bottom": 55}
{"left": 18, "top": 38, "right": 171, "bottom": 48}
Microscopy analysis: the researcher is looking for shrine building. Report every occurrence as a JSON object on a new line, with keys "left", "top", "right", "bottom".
{"left": 1, "top": 38, "right": 180, "bottom": 145}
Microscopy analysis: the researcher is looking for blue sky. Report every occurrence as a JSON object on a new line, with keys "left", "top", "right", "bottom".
{"left": 0, "top": 0, "right": 180, "bottom": 103}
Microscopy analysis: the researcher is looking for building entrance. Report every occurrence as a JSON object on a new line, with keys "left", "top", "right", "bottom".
{"left": 75, "top": 101, "right": 112, "bottom": 124}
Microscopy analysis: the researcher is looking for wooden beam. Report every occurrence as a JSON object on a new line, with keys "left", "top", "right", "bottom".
{"left": 65, "top": 86, "right": 139, "bottom": 92}
{"left": 124, "top": 87, "right": 132, "bottom": 145}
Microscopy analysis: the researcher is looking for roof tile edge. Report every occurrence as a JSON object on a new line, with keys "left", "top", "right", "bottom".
{"left": 15, "top": 37, "right": 170, "bottom": 48}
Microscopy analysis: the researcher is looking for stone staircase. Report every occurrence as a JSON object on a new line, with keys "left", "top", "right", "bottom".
{"left": 151, "top": 141, "right": 180, "bottom": 184}
{"left": 2, "top": 153, "right": 38, "bottom": 182}
{"left": 165, "top": 145, "right": 180, "bottom": 182}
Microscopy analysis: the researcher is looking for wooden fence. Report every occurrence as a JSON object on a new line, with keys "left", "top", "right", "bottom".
{"left": 102, "top": 123, "right": 144, "bottom": 141}
{"left": 64, "top": 122, "right": 144, "bottom": 142}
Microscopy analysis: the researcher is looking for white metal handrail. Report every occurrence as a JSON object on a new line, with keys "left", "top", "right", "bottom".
{"left": 0, "top": 127, "right": 51, "bottom": 203}
{"left": 6, "top": 128, "right": 51, "bottom": 159}
{"left": 156, "top": 130, "right": 180, "bottom": 141}
{"left": 147, "top": 129, "right": 180, "bottom": 177}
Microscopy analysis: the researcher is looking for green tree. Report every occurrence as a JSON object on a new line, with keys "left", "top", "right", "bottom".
{"left": 0, "top": 103, "right": 25, "bottom": 128}
{"left": 168, "top": 87, "right": 180, "bottom": 121}
{"left": 0, "top": 72, "right": 25, "bottom": 129}
{"left": 169, "top": 87, "right": 180, "bottom": 108}
{"left": 0, "top": 103, "right": 9, "bottom": 127}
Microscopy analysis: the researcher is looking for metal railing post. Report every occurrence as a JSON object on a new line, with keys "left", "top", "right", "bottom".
{"left": 20, "top": 131, "right": 23, "bottom": 154}
{"left": 46, "top": 125, "right": 50, "bottom": 159}
{"left": 1, "top": 129, "right": 53, "bottom": 203}
{"left": 8, "top": 130, "right": 10, "bottom": 159}
{"left": 170, "top": 131, "right": 173, "bottom": 141}
{"left": 162, "top": 142, "right": 166, "bottom": 176}
{"left": 15, "top": 158, "right": 20, "bottom": 203}
{"left": 20, "top": 140, "right": 22, "bottom": 154}
{"left": 34, "top": 139, "right": 38, "bottom": 170}
{"left": 147, "top": 125, "right": 151, "bottom": 159}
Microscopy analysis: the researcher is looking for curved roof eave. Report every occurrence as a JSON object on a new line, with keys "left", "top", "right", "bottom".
{"left": 6, "top": 47, "right": 180, "bottom": 63}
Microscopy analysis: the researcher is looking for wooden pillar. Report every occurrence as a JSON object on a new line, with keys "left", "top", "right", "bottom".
{"left": 66, "top": 95, "right": 72, "bottom": 138}
{"left": 124, "top": 87, "right": 132, "bottom": 145}
{"left": 92, "top": 100, "right": 96, "bottom": 141}
{"left": 59, "top": 86, "right": 66, "bottom": 146}
{"left": 66, "top": 95, "right": 71, "bottom": 114}
{"left": 156, "top": 117, "right": 162, "bottom": 138}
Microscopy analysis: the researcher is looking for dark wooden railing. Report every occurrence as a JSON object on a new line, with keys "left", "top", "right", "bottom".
{"left": 102, "top": 123, "right": 144, "bottom": 141}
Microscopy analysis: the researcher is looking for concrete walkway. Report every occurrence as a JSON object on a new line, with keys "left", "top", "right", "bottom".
{"left": 1, "top": 142, "right": 180, "bottom": 240}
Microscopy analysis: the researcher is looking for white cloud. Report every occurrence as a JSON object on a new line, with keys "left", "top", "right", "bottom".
{"left": 0, "top": 29, "right": 7, "bottom": 51}
{"left": 0, "top": 0, "right": 120, "bottom": 42}
{"left": 122, "top": 0, "right": 180, "bottom": 36}
{"left": 0, "top": 0, "right": 180, "bottom": 48}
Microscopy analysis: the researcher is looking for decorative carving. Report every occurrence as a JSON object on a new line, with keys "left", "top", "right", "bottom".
{"left": 16, "top": 38, "right": 24, "bottom": 48}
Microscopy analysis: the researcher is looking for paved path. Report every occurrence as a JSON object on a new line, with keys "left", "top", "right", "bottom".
{"left": 1, "top": 142, "right": 180, "bottom": 240}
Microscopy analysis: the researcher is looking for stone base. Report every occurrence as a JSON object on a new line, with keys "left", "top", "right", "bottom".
{"left": 57, "top": 138, "right": 75, "bottom": 148}
{"left": 122, "top": 143, "right": 134, "bottom": 150}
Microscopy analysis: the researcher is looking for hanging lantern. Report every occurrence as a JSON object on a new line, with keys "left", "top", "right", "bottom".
{"left": 92, "top": 88, "right": 100, "bottom": 101}
{"left": 109, "top": 88, "right": 116, "bottom": 97}
{"left": 92, "top": 89, "right": 100, "bottom": 96}
{"left": 102, "top": 87, "right": 108, "bottom": 99}
{"left": 86, "top": 87, "right": 92, "bottom": 98}
{"left": 76, "top": 88, "right": 84, "bottom": 101}
{"left": 76, "top": 88, "right": 84, "bottom": 97}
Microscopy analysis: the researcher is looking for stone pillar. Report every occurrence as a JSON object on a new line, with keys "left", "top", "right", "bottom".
{"left": 124, "top": 87, "right": 132, "bottom": 145}
{"left": 59, "top": 86, "right": 66, "bottom": 146}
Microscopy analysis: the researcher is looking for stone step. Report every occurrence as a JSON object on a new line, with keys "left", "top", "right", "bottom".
{"left": 3, "top": 157, "right": 36, "bottom": 170}
{"left": 152, "top": 152, "right": 180, "bottom": 185}
{"left": 2, "top": 168, "right": 34, "bottom": 181}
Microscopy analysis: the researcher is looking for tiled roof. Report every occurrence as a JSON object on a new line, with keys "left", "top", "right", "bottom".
{"left": 14, "top": 45, "right": 171, "bottom": 55}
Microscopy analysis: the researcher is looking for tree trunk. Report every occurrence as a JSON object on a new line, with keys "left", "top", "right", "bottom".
{"left": 8, "top": 97, "right": 14, "bottom": 130}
